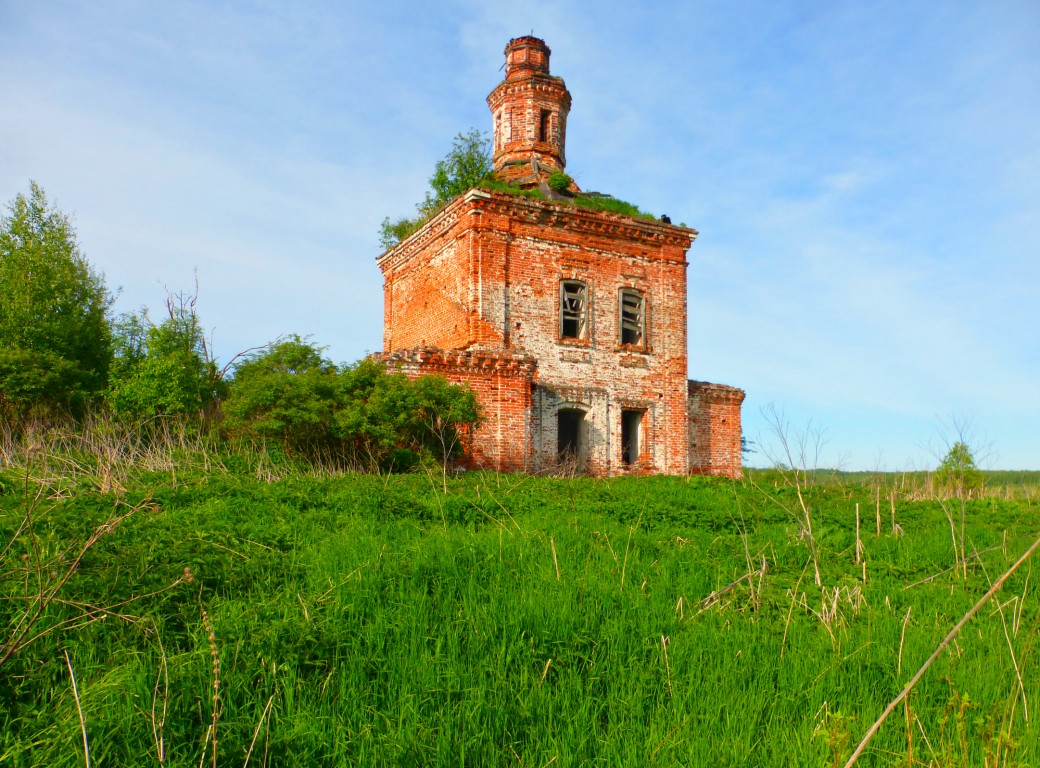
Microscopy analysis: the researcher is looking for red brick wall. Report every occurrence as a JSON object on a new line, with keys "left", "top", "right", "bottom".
{"left": 379, "top": 205, "right": 497, "bottom": 352}
{"left": 378, "top": 190, "right": 698, "bottom": 476}
{"left": 688, "top": 381, "right": 746, "bottom": 478}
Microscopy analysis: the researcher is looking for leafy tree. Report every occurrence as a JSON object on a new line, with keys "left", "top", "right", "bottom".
{"left": 0, "top": 182, "right": 113, "bottom": 423}
{"left": 221, "top": 336, "right": 338, "bottom": 453}
{"left": 379, "top": 129, "right": 493, "bottom": 249}
{"left": 108, "top": 293, "right": 222, "bottom": 419}
{"left": 419, "top": 129, "right": 493, "bottom": 215}
{"left": 935, "top": 441, "right": 984, "bottom": 498}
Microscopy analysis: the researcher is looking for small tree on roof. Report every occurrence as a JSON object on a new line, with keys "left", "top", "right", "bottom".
{"left": 380, "top": 129, "right": 492, "bottom": 249}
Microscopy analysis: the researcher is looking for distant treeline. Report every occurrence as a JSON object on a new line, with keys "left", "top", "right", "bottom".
{"left": 747, "top": 467, "right": 1040, "bottom": 499}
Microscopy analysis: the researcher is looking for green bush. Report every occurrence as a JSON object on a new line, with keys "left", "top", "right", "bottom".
{"left": 222, "top": 339, "right": 481, "bottom": 469}
{"left": 107, "top": 293, "right": 223, "bottom": 419}
{"left": 547, "top": 171, "right": 573, "bottom": 194}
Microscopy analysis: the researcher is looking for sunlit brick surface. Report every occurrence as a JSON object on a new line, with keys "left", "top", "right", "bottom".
{"left": 376, "top": 37, "right": 744, "bottom": 478}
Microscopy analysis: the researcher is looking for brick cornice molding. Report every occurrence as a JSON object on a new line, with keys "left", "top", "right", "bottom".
{"left": 382, "top": 345, "right": 537, "bottom": 379}
{"left": 478, "top": 191, "right": 696, "bottom": 250}
{"left": 375, "top": 199, "right": 470, "bottom": 272}
{"left": 378, "top": 189, "right": 697, "bottom": 276}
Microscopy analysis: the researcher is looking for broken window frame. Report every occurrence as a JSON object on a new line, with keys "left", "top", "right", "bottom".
{"left": 618, "top": 288, "right": 646, "bottom": 347}
{"left": 560, "top": 280, "right": 589, "bottom": 341}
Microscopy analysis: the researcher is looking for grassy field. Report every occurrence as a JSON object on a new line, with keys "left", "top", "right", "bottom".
{"left": 1, "top": 449, "right": 1038, "bottom": 766}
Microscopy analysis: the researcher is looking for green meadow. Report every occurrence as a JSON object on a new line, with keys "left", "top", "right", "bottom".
{"left": 1, "top": 450, "right": 1037, "bottom": 767}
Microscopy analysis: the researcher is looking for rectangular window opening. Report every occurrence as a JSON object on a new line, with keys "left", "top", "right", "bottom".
{"left": 621, "top": 409, "right": 644, "bottom": 466}
{"left": 619, "top": 289, "right": 645, "bottom": 346}
{"left": 539, "top": 109, "right": 551, "bottom": 142}
{"left": 560, "top": 280, "right": 588, "bottom": 340}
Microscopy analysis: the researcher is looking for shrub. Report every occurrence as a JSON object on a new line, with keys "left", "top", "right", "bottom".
{"left": 547, "top": 171, "right": 573, "bottom": 194}
{"left": 108, "top": 292, "right": 223, "bottom": 419}
{"left": 223, "top": 341, "right": 481, "bottom": 470}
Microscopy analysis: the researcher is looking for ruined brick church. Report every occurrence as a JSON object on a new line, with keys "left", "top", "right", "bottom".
{"left": 377, "top": 36, "right": 745, "bottom": 477}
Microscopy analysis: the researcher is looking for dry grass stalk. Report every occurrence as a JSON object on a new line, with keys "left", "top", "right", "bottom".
{"left": 875, "top": 484, "right": 882, "bottom": 536}
{"left": 902, "top": 546, "right": 999, "bottom": 590}
{"left": 550, "top": 536, "right": 560, "bottom": 582}
{"left": 903, "top": 698, "right": 913, "bottom": 767}
{"left": 897, "top": 606, "right": 911, "bottom": 676}
{"left": 814, "top": 584, "right": 865, "bottom": 644}
{"left": 152, "top": 632, "right": 169, "bottom": 766}
{"left": 659, "top": 635, "right": 673, "bottom": 698}
{"left": 243, "top": 695, "right": 275, "bottom": 768}
{"left": 649, "top": 717, "right": 690, "bottom": 763}
{"left": 64, "top": 649, "right": 91, "bottom": 768}
{"left": 996, "top": 598, "right": 1029, "bottom": 723}
{"left": 980, "top": 556, "right": 1031, "bottom": 726}
{"left": 620, "top": 524, "right": 635, "bottom": 592}
{"left": 1, "top": 490, "right": 157, "bottom": 667}
{"left": 843, "top": 532, "right": 1040, "bottom": 768}
{"left": 913, "top": 711, "right": 940, "bottom": 766}
{"left": 854, "top": 503, "right": 862, "bottom": 565}
{"left": 698, "top": 556, "right": 767, "bottom": 613}
{"left": 889, "top": 491, "right": 904, "bottom": 537}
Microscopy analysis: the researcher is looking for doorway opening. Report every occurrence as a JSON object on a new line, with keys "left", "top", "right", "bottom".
{"left": 621, "top": 409, "right": 644, "bottom": 466}
{"left": 557, "top": 409, "right": 585, "bottom": 459}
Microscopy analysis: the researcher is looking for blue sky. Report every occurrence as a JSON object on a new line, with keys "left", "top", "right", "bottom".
{"left": 2, "top": 1, "right": 1037, "bottom": 470}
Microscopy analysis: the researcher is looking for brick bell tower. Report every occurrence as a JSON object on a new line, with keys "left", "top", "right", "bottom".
{"left": 487, "top": 36, "right": 572, "bottom": 187}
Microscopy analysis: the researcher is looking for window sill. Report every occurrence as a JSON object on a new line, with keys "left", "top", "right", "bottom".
{"left": 557, "top": 337, "right": 592, "bottom": 348}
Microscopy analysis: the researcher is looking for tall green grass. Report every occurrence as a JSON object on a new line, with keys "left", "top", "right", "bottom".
{"left": 1, "top": 457, "right": 1037, "bottom": 766}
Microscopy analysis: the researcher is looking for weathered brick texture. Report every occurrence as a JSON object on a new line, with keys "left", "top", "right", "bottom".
{"left": 687, "top": 381, "right": 746, "bottom": 478}
{"left": 487, "top": 37, "right": 571, "bottom": 179}
{"left": 376, "top": 37, "right": 745, "bottom": 478}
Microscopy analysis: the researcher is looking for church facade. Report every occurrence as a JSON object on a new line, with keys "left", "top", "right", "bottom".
{"left": 377, "top": 37, "right": 744, "bottom": 477}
